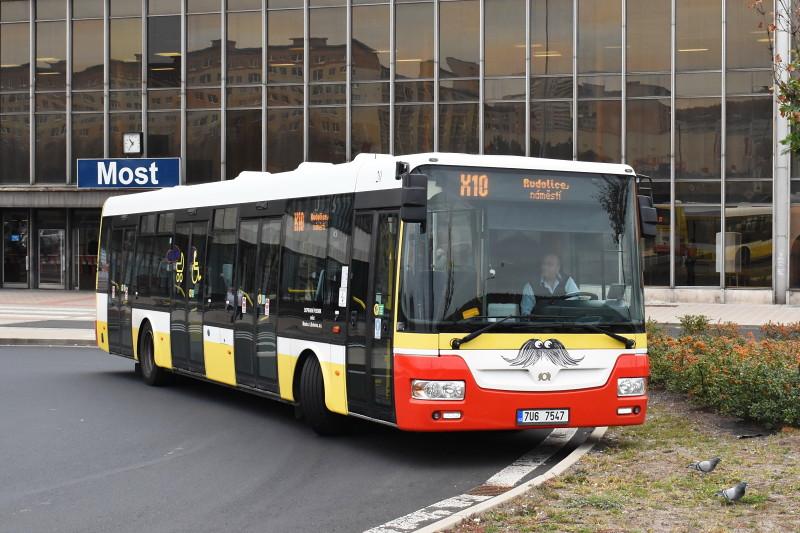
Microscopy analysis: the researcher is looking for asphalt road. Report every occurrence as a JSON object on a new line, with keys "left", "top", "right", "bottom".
{"left": 0, "top": 347, "right": 556, "bottom": 533}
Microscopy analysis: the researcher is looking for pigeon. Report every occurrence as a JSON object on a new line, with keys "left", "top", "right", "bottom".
{"left": 715, "top": 482, "right": 747, "bottom": 503}
{"left": 688, "top": 457, "right": 721, "bottom": 474}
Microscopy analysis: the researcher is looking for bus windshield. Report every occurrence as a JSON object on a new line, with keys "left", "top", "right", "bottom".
{"left": 398, "top": 165, "right": 645, "bottom": 334}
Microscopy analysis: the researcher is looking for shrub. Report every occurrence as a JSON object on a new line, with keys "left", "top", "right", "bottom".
{"left": 648, "top": 321, "right": 800, "bottom": 428}
{"left": 678, "top": 314, "right": 710, "bottom": 336}
{"left": 760, "top": 321, "right": 800, "bottom": 341}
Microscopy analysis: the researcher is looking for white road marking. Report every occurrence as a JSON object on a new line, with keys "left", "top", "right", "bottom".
{"left": 365, "top": 428, "right": 580, "bottom": 533}
{"left": 483, "top": 428, "right": 577, "bottom": 487}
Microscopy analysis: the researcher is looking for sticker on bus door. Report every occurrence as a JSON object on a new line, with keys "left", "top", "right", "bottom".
{"left": 374, "top": 318, "right": 382, "bottom": 339}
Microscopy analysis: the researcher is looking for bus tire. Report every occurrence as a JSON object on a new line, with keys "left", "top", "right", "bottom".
{"left": 139, "top": 324, "right": 172, "bottom": 387}
{"left": 299, "top": 356, "right": 347, "bottom": 436}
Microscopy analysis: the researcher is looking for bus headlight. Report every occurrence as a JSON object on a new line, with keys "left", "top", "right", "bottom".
{"left": 411, "top": 380, "right": 465, "bottom": 400}
{"left": 617, "top": 377, "right": 646, "bottom": 397}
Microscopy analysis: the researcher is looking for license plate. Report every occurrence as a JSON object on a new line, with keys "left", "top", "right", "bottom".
{"left": 516, "top": 408, "right": 570, "bottom": 425}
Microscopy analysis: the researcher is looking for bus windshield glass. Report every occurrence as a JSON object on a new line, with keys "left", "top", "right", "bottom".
{"left": 399, "top": 165, "right": 645, "bottom": 334}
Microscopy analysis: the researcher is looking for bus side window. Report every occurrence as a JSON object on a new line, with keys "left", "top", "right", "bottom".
{"left": 324, "top": 194, "right": 353, "bottom": 321}
{"left": 206, "top": 208, "right": 238, "bottom": 316}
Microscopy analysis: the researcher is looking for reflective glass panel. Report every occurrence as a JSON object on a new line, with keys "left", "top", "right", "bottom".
{"left": 309, "top": 83, "right": 345, "bottom": 105}
{"left": 484, "top": 78, "right": 525, "bottom": 101}
{"left": 577, "top": 75, "right": 622, "bottom": 98}
{"left": 577, "top": 99, "right": 621, "bottom": 163}
{"left": 394, "top": 104, "right": 433, "bottom": 155}
{"left": 309, "top": 107, "right": 346, "bottom": 163}
{"left": 227, "top": 109, "right": 262, "bottom": 179}
{"left": 266, "top": 107, "right": 303, "bottom": 172}
{"left": 531, "top": 100, "right": 572, "bottom": 160}
{"left": 675, "top": 97, "right": 721, "bottom": 179}
{"left": 530, "top": 76, "right": 572, "bottom": 99}
{"left": 726, "top": 70, "right": 772, "bottom": 95}
{"left": 484, "top": 102, "right": 524, "bottom": 155}
{"left": 727, "top": 0, "right": 772, "bottom": 70}
{"left": 267, "top": 84, "right": 304, "bottom": 107}
{"left": 726, "top": 96, "right": 771, "bottom": 179}
{"left": 352, "top": 5, "right": 390, "bottom": 81}
{"left": 35, "top": 112, "right": 65, "bottom": 182}
{"left": 676, "top": 181, "right": 720, "bottom": 203}
{"left": 72, "top": 91, "right": 104, "bottom": 112}
{"left": 148, "top": 0, "right": 180, "bottom": 15}
{"left": 35, "top": 20, "right": 66, "bottom": 89}
{"left": 267, "top": 10, "right": 303, "bottom": 84}
{"left": 394, "top": 81, "right": 433, "bottom": 103}
{"left": 676, "top": 0, "right": 721, "bottom": 71}
{"left": 726, "top": 181, "right": 772, "bottom": 204}
{"left": 71, "top": 112, "right": 102, "bottom": 176}
{"left": 0, "top": 114, "right": 29, "bottom": 183}
{"left": 147, "top": 89, "right": 181, "bottom": 110}
{"left": 268, "top": 0, "right": 302, "bottom": 8}
{"left": 147, "top": 111, "right": 180, "bottom": 157}
{"left": 485, "top": 0, "right": 524, "bottom": 76}
{"left": 351, "top": 82, "right": 390, "bottom": 105}
{"left": 642, "top": 197, "right": 670, "bottom": 286}
{"left": 186, "top": 110, "right": 221, "bottom": 182}
{"left": 110, "top": 17, "right": 142, "bottom": 89}
{"left": 439, "top": 79, "right": 479, "bottom": 101}
{"left": 790, "top": 206, "right": 800, "bottom": 288}
{"left": 395, "top": 3, "right": 434, "bottom": 79}
{"left": 626, "top": 98, "right": 670, "bottom": 179}
{"left": 724, "top": 206, "right": 771, "bottom": 287}
{"left": 351, "top": 105, "right": 389, "bottom": 157}
{"left": 627, "top": 74, "right": 671, "bottom": 97}
{"left": 578, "top": 0, "right": 621, "bottom": 74}
{"left": 627, "top": 0, "right": 669, "bottom": 73}
{"left": 108, "top": 90, "right": 140, "bottom": 112}
{"left": 148, "top": 16, "right": 181, "bottom": 88}
{"left": 72, "top": 19, "right": 103, "bottom": 90}
{"left": 439, "top": 0, "right": 479, "bottom": 78}
{"left": 72, "top": 0, "right": 102, "bottom": 18}
{"left": 109, "top": 112, "right": 142, "bottom": 158}
{"left": 188, "top": 0, "right": 219, "bottom": 13}
{"left": 0, "top": 92, "right": 30, "bottom": 113}
{"left": 187, "top": 14, "right": 221, "bottom": 87}
{"left": 676, "top": 72, "right": 721, "bottom": 97}
{"left": 438, "top": 103, "right": 479, "bottom": 153}
{"left": 35, "top": 0, "right": 62, "bottom": 19}
{"left": 34, "top": 91, "right": 64, "bottom": 111}
{"left": 186, "top": 87, "right": 221, "bottom": 108}
{"left": 110, "top": 0, "right": 140, "bottom": 16}
{"left": 227, "top": 12, "right": 262, "bottom": 84}
{"left": 674, "top": 206, "right": 720, "bottom": 286}
{"left": 229, "top": 0, "right": 261, "bottom": 10}
{"left": 1, "top": 0, "right": 29, "bottom": 22}
{"left": 227, "top": 86, "right": 262, "bottom": 108}
{"left": 1, "top": 22, "right": 29, "bottom": 90}
{"left": 531, "top": 0, "right": 572, "bottom": 75}
{"left": 309, "top": 8, "right": 346, "bottom": 83}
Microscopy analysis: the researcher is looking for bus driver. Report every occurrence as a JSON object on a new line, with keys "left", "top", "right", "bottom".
{"left": 520, "top": 253, "right": 579, "bottom": 315}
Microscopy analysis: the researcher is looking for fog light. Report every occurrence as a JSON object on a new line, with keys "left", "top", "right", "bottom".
{"left": 617, "top": 377, "right": 646, "bottom": 397}
{"left": 617, "top": 407, "right": 633, "bottom": 415}
{"left": 442, "top": 411, "right": 462, "bottom": 420}
{"left": 412, "top": 380, "right": 465, "bottom": 400}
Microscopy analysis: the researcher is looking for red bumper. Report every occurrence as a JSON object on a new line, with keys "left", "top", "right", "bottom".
{"left": 393, "top": 353, "right": 649, "bottom": 431}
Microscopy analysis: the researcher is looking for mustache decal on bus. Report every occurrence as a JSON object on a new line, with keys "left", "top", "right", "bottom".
{"left": 503, "top": 338, "right": 584, "bottom": 368}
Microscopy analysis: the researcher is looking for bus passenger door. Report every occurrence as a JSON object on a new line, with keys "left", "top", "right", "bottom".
{"left": 108, "top": 225, "right": 136, "bottom": 356}
{"left": 233, "top": 217, "right": 280, "bottom": 392}
{"left": 346, "top": 211, "right": 399, "bottom": 422}
{"left": 171, "top": 220, "right": 207, "bottom": 373}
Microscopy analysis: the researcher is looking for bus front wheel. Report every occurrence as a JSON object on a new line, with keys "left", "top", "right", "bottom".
{"left": 139, "top": 324, "right": 172, "bottom": 387}
{"left": 299, "top": 356, "right": 347, "bottom": 436}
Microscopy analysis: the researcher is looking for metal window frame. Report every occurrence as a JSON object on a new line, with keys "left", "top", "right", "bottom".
{"left": 669, "top": 0, "right": 676, "bottom": 288}
{"left": 571, "top": 0, "right": 577, "bottom": 160}
{"left": 221, "top": 0, "right": 227, "bottom": 180}
{"left": 719, "top": 0, "right": 726, "bottom": 293}
{"left": 66, "top": 1, "right": 72, "bottom": 185}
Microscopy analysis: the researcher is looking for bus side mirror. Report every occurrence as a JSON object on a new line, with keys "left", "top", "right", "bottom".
{"left": 638, "top": 195, "right": 658, "bottom": 238}
{"left": 401, "top": 173, "right": 427, "bottom": 225}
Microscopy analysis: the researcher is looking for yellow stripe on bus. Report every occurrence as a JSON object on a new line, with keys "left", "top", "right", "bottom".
{"left": 320, "top": 360, "right": 348, "bottom": 415}
{"left": 278, "top": 353, "right": 298, "bottom": 401}
{"left": 96, "top": 320, "right": 109, "bottom": 352}
{"left": 154, "top": 330, "right": 172, "bottom": 369}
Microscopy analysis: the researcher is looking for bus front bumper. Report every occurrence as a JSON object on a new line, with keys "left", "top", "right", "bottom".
{"left": 393, "top": 353, "right": 649, "bottom": 431}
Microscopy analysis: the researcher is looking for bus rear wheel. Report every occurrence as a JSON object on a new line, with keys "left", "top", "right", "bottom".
{"left": 139, "top": 324, "right": 172, "bottom": 387}
{"left": 299, "top": 356, "right": 347, "bottom": 436}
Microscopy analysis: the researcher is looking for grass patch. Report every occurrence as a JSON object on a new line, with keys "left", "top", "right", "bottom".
{"left": 450, "top": 393, "right": 800, "bottom": 533}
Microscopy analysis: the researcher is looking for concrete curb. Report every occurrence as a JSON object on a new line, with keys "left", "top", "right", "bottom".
{"left": 416, "top": 426, "right": 609, "bottom": 533}
{"left": 0, "top": 338, "right": 96, "bottom": 347}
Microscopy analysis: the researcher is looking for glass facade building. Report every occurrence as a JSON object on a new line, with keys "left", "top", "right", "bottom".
{"left": 0, "top": 0, "right": 794, "bottom": 302}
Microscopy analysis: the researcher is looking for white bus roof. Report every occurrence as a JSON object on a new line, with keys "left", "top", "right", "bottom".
{"left": 102, "top": 152, "right": 635, "bottom": 217}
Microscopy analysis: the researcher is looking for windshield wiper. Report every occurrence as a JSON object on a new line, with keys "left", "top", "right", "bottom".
{"left": 450, "top": 315, "right": 517, "bottom": 349}
{"left": 449, "top": 317, "right": 636, "bottom": 350}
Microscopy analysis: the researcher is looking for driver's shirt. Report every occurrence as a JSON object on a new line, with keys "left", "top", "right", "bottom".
{"left": 520, "top": 275, "right": 579, "bottom": 315}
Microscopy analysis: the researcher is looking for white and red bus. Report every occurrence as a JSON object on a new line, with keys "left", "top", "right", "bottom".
{"left": 96, "top": 153, "right": 653, "bottom": 433}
